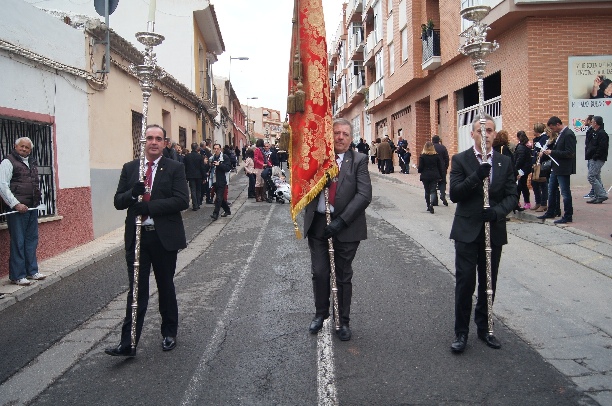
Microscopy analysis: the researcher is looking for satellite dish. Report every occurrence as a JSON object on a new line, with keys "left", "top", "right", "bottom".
{"left": 94, "top": 0, "right": 119, "bottom": 16}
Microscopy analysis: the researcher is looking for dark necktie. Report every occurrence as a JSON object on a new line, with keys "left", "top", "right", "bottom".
{"left": 142, "top": 161, "right": 153, "bottom": 221}
{"left": 328, "top": 155, "right": 339, "bottom": 206}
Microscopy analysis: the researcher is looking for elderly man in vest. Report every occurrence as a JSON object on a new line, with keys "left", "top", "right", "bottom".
{"left": 0, "top": 137, "right": 46, "bottom": 286}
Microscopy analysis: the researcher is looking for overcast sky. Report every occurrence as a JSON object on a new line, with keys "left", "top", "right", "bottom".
{"left": 213, "top": 0, "right": 346, "bottom": 118}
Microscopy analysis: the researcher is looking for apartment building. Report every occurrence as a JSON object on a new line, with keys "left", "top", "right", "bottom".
{"left": 329, "top": 0, "right": 612, "bottom": 185}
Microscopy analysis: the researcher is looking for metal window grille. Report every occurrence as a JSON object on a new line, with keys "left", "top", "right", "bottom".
{"left": 0, "top": 117, "right": 56, "bottom": 223}
{"left": 132, "top": 110, "right": 143, "bottom": 160}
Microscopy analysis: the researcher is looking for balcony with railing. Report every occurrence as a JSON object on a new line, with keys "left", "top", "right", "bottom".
{"left": 369, "top": 78, "right": 384, "bottom": 101}
{"left": 346, "top": 0, "right": 363, "bottom": 23}
{"left": 421, "top": 29, "right": 441, "bottom": 70}
{"left": 349, "top": 29, "right": 364, "bottom": 60}
{"left": 364, "top": 30, "right": 378, "bottom": 65}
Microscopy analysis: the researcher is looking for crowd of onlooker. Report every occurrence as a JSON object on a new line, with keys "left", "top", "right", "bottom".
{"left": 161, "top": 137, "right": 289, "bottom": 212}
{"left": 355, "top": 114, "right": 609, "bottom": 223}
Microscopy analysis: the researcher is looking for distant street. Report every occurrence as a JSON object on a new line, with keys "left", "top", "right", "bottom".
{"left": 0, "top": 169, "right": 609, "bottom": 406}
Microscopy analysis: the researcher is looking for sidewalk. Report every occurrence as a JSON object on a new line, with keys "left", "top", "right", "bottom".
{"left": 0, "top": 227, "right": 124, "bottom": 312}
{"left": 372, "top": 163, "right": 612, "bottom": 242}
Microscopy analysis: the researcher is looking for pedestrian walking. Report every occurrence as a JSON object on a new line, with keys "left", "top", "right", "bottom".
{"left": 418, "top": 141, "right": 445, "bottom": 214}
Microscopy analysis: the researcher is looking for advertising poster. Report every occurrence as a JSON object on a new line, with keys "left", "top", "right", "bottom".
{"left": 568, "top": 55, "right": 612, "bottom": 136}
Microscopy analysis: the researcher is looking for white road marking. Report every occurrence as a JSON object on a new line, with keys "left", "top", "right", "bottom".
{"left": 317, "top": 319, "right": 338, "bottom": 406}
{"left": 180, "top": 204, "right": 275, "bottom": 406}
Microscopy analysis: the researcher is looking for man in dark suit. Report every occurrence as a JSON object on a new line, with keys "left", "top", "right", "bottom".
{"left": 432, "top": 135, "right": 450, "bottom": 206}
{"left": 209, "top": 143, "right": 231, "bottom": 221}
{"left": 184, "top": 142, "right": 206, "bottom": 211}
{"left": 303, "top": 118, "right": 372, "bottom": 341}
{"left": 449, "top": 114, "right": 517, "bottom": 353}
{"left": 105, "top": 124, "right": 189, "bottom": 357}
{"left": 537, "top": 116, "right": 577, "bottom": 224}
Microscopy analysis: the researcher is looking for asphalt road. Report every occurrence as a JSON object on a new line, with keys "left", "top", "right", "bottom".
{"left": 0, "top": 170, "right": 601, "bottom": 405}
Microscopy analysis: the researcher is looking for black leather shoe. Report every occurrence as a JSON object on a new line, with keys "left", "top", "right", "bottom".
{"left": 309, "top": 316, "right": 325, "bottom": 334}
{"left": 441, "top": 197, "right": 448, "bottom": 206}
{"left": 210, "top": 213, "right": 219, "bottom": 221}
{"left": 336, "top": 325, "right": 352, "bottom": 341}
{"left": 554, "top": 217, "right": 572, "bottom": 224}
{"left": 451, "top": 334, "right": 467, "bottom": 353}
{"left": 537, "top": 213, "right": 555, "bottom": 220}
{"left": 220, "top": 211, "right": 231, "bottom": 217}
{"left": 162, "top": 336, "right": 176, "bottom": 351}
{"left": 477, "top": 332, "right": 501, "bottom": 349}
{"left": 104, "top": 344, "right": 136, "bottom": 357}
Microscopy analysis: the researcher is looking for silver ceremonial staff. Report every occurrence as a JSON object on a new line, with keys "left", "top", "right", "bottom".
{"left": 129, "top": 21, "right": 165, "bottom": 351}
{"left": 324, "top": 182, "right": 341, "bottom": 331}
{"left": 459, "top": 5, "right": 499, "bottom": 335}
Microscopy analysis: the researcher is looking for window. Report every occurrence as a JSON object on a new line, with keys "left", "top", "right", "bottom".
{"left": 0, "top": 117, "right": 56, "bottom": 222}
{"left": 373, "top": 0, "right": 383, "bottom": 44}
{"left": 386, "top": 14, "right": 394, "bottom": 44}
{"left": 398, "top": 0, "right": 406, "bottom": 28}
{"left": 401, "top": 28, "right": 408, "bottom": 62}
{"left": 388, "top": 43, "right": 395, "bottom": 75}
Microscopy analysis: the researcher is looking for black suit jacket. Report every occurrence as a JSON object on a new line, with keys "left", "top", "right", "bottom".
{"left": 549, "top": 127, "right": 577, "bottom": 176}
{"left": 304, "top": 149, "right": 372, "bottom": 242}
{"left": 114, "top": 157, "right": 189, "bottom": 252}
{"left": 183, "top": 151, "right": 206, "bottom": 179}
{"left": 449, "top": 149, "right": 517, "bottom": 246}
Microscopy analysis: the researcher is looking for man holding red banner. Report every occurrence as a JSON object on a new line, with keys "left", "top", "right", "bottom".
{"left": 303, "top": 118, "right": 372, "bottom": 341}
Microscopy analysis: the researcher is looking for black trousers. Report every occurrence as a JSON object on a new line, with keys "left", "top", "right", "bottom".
{"left": 307, "top": 213, "right": 359, "bottom": 326}
{"left": 213, "top": 184, "right": 230, "bottom": 215}
{"left": 422, "top": 179, "right": 437, "bottom": 207}
{"left": 121, "top": 228, "right": 178, "bottom": 347}
{"left": 188, "top": 178, "right": 202, "bottom": 208}
{"left": 454, "top": 230, "right": 502, "bottom": 335}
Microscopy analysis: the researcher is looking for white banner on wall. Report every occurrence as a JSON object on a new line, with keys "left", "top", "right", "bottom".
{"left": 568, "top": 55, "right": 612, "bottom": 135}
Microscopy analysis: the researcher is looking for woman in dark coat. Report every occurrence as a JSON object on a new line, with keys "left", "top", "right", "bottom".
{"left": 514, "top": 130, "right": 533, "bottom": 209}
{"left": 493, "top": 130, "right": 520, "bottom": 214}
{"left": 531, "top": 123, "right": 549, "bottom": 211}
{"left": 418, "top": 141, "right": 445, "bottom": 214}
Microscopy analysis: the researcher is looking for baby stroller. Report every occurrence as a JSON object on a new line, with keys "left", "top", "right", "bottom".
{"left": 261, "top": 166, "right": 291, "bottom": 204}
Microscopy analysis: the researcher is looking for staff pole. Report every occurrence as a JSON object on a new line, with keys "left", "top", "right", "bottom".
{"left": 459, "top": 5, "right": 499, "bottom": 335}
{"left": 129, "top": 23, "right": 165, "bottom": 351}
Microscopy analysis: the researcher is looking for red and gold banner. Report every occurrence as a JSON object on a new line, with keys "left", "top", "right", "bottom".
{"left": 288, "top": 0, "right": 338, "bottom": 235}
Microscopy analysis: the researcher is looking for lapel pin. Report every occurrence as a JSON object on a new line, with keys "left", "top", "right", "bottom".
{"left": 498, "top": 163, "right": 501, "bottom": 166}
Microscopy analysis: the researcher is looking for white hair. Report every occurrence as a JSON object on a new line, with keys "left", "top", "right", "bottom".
{"left": 15, "top": 137, "right": 34, "bottom": 148}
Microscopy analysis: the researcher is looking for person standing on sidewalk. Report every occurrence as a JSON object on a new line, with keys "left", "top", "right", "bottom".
{"left": 106, "top": 124, "right": 189, "bottom": 357}
{"left": 531, "top": 123, "right": 549, "bottom": 212}
{"left": 585, "top": 116, "right": 608, "bottom": 204}
{"left": 0, "top": 137, "right": 47, "bottom": 286}
{"left": 377, "top": 136, "right": 392, "bottom": 174}
{"left": 537, "top": 116, "right": 577, "bottom": 224}
{"left": 449, "top": 115, "right": 517, "bottom": 353}
{"left": 183, "top": 143, "right": 206, "bottom": 211}
{"left": 431, "top": 135, "right": 449, "bottom": 206}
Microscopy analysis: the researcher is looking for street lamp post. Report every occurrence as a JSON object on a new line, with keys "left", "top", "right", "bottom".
{"left": 246, "top": 96, "right": 258, "bottom": 144}
{"left": 228, "top": 56, "right": 249, "bottom": 147}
